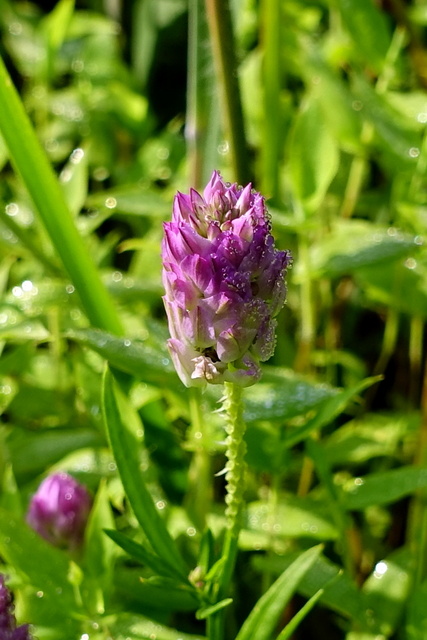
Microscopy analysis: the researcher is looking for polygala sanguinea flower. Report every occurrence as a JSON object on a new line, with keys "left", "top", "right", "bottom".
{"left": 0, "top": 574, "right": 33, "bottom": 640}
{"left": 26, "top": 472, "right": 92, "bottom": 550}
{"left": 162, "top": 170, "right": 291, "bottom": 387}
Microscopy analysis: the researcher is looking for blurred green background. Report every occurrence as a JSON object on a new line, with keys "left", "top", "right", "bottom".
{"left": 1, "top": 0, "right": 427, "bottom": 639}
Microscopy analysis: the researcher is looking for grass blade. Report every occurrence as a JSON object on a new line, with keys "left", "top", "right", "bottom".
{"left": 102, "top": 366, "right": 189, "bottom": 581}
{"left": 0, "top": 55, "right": 122, "bottom": 334}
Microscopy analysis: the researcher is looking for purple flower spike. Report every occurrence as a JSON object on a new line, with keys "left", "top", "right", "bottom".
{"left": 162, "top": 171, "right": 291, "bottom": 387}
{"left": 26, "top": 472, "right": 92, "bottom": 550}
{"left": 0, "top": 574, "right": 33, "bottom": 640}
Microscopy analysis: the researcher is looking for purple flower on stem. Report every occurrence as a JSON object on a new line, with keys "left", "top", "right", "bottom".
{"left": 26, "top": 472, "right": 92, "bottom": 550}
{"left": 0, "top": 574, "right": 32, "bottom": 640}
{"left": 162, "top": 171, "right": 291, "bottom": 387}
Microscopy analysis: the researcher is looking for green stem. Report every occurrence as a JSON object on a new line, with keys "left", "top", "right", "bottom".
{"left": 204, "top": 0, "right": 250, "bottom": 183}
{"left": 407, "top": 358, "right": 427, "bottom": 585}
{"left": 260, "top": 0, "right": 282, "bottom": 201}
{"left": 187, "top": 0, "right": 220, "bottom": 189}
{"left": 0, "top": 55, "right": 123, "bottom": 335}
{"left": 409, "top": 315, "right": 423, "bottom": 406}
{"left": 208, "top": 382, "right": 246, "bottom": 640}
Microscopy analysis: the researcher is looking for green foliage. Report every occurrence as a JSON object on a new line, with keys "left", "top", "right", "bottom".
{"left": 0, "top": 0, "right": 426, "bottom": 639}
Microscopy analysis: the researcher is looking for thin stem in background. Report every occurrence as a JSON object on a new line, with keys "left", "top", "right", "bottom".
{"left": 409, "top": 315, "right": 424, "bottom": 407}
{"left": 259, "top": 0, "right": 282, "bottom": 202}
{"left": 187, "top": 0, "right": 221, "bottom": 189}
{"left": 0, "top": 55, "right": 123, "bottom": 335}
{"left": 204, "top": 0, "right": 251, "bottom": 184}
{"left": 407, "top": 355, "right": 427, "bottom": 587}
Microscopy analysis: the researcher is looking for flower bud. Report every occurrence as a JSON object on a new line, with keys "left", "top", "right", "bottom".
{"left": 0, "top": 574, "right": 33, "bottom": 640}
{"left": 162, "top": 171, "right": 291, "bottom": 387}
{"left": 26, "top": 472, "right": 92, "bottom": 550}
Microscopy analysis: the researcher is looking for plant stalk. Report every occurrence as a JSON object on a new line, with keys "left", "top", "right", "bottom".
{"left": 204, "top": 0, "right": 250, "bottom": 183}
{"left": 208, "top": 381, "right": 246, "bottom": 639}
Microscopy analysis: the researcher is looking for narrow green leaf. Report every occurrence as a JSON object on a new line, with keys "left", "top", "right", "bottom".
{"left": 42, "top": 0, "right": 75, "bottom": 80}
{"left": 102, "top": 367, "right": 188, "bottom": 581}
{"left": 288, "top": 93, "right": 339, "bottom": 214}
{"left": 0, "top": 55, "right": 122, "bottom": 334}
{"left": 196, "top": 598, "right": 233, "bottom": 620}
{"left": 275, "top": 587, "right": 326, "bottom": 640}
{"left": 114, "top": 567, "right": 200, "bottom": 615}
{"left": 284, "top": 376, "right": 381, "bottom": 448}
{"left": 68, "top": 328, "right": 179, "bottom": 387}
{"left": 341, "top": 466, "right": 427, "bottom": 510}
{"left": 235, "top": 545, "right": 322, "bottom": 640}
{"left": 362, "top": 547, "right": 412, "bottom": 636}
{"left": 338, "top": 0, "right": 391, "bottom": 73}
{"left": 105, "top": 529, "right": 182, "bottom": 580}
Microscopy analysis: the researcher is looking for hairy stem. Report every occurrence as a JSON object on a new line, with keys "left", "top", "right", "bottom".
{"left": 208, "top": 382, "right": 246, "bottom": 640}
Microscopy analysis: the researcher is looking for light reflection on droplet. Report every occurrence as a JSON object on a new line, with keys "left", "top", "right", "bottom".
{"left": 12, "top": 286, "right": 23, "bottom": 298}
{"left": 105, "top": 197, "right": 117, "bottom": 209}
{"left": 9, "top": 22, "right": 22, "bottom": 35}
{"left": 186, "top": 527, "right": 197, "bottom": 537}
{"left": 418, "top": 112, "right": 427, "bottom": 123}
{"left": 218, "top": 141, "right": 229, "bottom": 155}
{"left": 124, "top": 339, "right": 131, "bottom": 347}
{"left": 71, "top": 148, "right": 84, "bottom": 164}
{"left": 156, "top": 500, "right": 166, "bottom": 510}
{"left": 405, "top": 257, "right": 417, "bottom": 269}
{"left": 36, "top": 591, "right": 44, "bottom": 598}
{"left": 5, "top": 203, "right": 19, "bottom": 217}
{"left": 112, "top": 271, "right": 123, "bottom": 282}
{"left": 21, "top": 280, "right": 33, "bottom": 292}
{"left": 373, "top": 560, "right": 388, "bottom": 578}
{"left": 409, "top": 147, "right": 420, "bottom": 158}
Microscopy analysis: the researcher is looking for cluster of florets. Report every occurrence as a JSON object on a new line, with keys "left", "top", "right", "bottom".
{"left": 26, "top": 472, "right": 92, "bottom": 550}
{"left": 0, "top": 575, "right": 32, "bottom": 640}
{"left": 162, "top": 171, "right": 291, "bottom": 387}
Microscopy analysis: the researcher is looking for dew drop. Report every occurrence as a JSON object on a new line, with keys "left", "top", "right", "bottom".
{"left": 71, "top": 148, "right": 84, "bottom": 164}
{"left": 373, "top": 560, "right": 388, "bottom": 578}
{"left": 5, "top": 203, "right": 18, "bottom": 217}
{"left": 105, "top": 197, "right": 117, "bottom": 209}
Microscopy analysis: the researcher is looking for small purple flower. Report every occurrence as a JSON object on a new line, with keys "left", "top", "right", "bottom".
{"left": 26, "top": 472, "right": 92, "bottom": 550}
{"left": 0, "top": 574, "right": 33, "bottom": 640}
{"left": 162, "top": 171, "right": 291, "bottom": 387}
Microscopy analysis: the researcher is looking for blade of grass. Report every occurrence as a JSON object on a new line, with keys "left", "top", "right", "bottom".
{"left": 235, "top": 545, "right": 323, "bottom": 640}
{"left": 102, "top": 366, "right": 189, "bottom": 582}
{"left": 0, "top": 55, "right": 123, "bottom": 335}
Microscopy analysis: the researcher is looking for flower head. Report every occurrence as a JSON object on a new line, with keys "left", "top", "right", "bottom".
{"left": 162, "top": 171, "right": 291, "bottom": 387}
{"left": 0, "top": 574, "right": 33, "bottom": 640}
{"left": 26, "top": 472, "right": 92, "bottom": 550}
